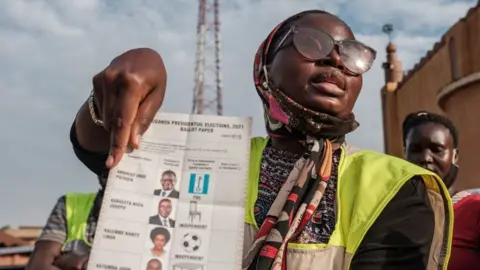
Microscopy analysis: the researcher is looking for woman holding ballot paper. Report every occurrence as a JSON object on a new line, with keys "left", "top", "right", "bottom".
{"left": 53, "top": 9, "right": 452, "bottom": 270}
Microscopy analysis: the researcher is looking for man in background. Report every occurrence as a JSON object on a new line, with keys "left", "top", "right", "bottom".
{"left": 26, "top": 176, "right": 105, "bottom": 270}
{"left": 153, "top": 170, "right": 179, "bottom": 198}
{"left": 402, "top": 111, "right": 480, "bottom": 270}
{"left": 149, "top": 198, "right": 175, "bottom": 227}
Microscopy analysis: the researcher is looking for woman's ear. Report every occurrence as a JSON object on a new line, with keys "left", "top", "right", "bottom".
{"left": 452, "top": 148, "right": 459, "bottom": 165}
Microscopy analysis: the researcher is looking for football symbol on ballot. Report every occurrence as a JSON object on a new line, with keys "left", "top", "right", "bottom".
{"left": 182, "top": 233, "right": 202, "bottom": 252}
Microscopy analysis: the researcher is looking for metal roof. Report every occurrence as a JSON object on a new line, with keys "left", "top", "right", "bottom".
{"left": 0, "top": 245, "right": 34, "bottom": 255}
{"left": 0, "top": 266, "right": 25, "bottom": 270}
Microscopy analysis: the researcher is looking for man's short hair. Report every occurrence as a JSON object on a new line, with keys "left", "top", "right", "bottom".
{"left": 147, "top": 258, "right": 162, "bottom": 268}
{"left": 161, "top": 170, "right": 176, "bottom": 179}
{"left": 159, "top": 198, "right": 171, "bottom": 205}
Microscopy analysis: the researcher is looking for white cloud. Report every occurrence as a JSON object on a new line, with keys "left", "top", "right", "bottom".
{"left": 345, "top": 0, "right": 475, "bottom": 33}
{"left": 0, "top": 0, "right": 476, "bottom": 226}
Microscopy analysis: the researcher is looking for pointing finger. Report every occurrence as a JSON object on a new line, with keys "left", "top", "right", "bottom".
{"left": 129, "top": 86, "right": 165, "bottom": 148}
{"left": 101, "top": 68, "right": 120, "bottom": 131}
{"left": 106, "top": 75, "right": 142, "bottom": 168}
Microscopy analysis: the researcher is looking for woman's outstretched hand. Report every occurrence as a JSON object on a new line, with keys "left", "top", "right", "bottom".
{"left": 91, "top": 48, "right": 167, "bottom": 168}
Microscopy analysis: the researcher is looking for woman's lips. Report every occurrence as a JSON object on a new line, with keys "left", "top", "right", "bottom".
{"left": 309, "top": 70, "right": 347, "bottom": 97}
{"left": 309, "top": 81, "right": 346, "bottom": 97}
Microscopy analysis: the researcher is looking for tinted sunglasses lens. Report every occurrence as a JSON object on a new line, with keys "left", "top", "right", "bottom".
{"left": 340, "top": 41, "right": 375, "bottom": 74}
{"left": 293, "top": 27, "right": 333, "bottom": 60}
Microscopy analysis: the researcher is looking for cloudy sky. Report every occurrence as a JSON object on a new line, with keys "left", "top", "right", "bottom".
{"left": 0, "top": 0, "right": 476, "bottom": 227}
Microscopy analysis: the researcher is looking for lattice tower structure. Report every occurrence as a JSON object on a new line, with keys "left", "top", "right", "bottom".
{"left": 191, "top": 0, "right": 223, "bottom": 115}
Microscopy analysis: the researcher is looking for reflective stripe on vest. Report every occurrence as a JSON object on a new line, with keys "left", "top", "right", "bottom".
{"left": 64, "top": 192, "right": 96, "bottom": 249}
{"left": 244, "top": 137, "right": 453, "bottom": 270}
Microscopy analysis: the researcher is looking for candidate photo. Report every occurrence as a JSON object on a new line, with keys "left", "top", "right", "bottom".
{"left": 149, "top": 198, "right": 175, "bottom": 227}
{"left": 153, "top": 170, "right": 180, "bottom": 198}
{"left": 147, "top": 227, "right": 170, "bottom": 258}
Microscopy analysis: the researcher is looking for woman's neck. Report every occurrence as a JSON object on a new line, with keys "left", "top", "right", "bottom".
{"left": 152, "top": 248, "right": 164, "bottom": 255}
{"left": 271, "top": 137, "right": 342, "bottom": 152}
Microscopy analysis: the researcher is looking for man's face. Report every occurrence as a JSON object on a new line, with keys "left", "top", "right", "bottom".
{"left": 158, "top": 200, "right": 172, "bottom": 218}
{"left": 161, "top": 173, "right": 176, "bottom": 191}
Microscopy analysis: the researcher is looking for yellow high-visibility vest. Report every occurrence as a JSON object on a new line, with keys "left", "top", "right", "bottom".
{"left": 65, "top": 137, "right": 453, "bottom": 269}
{"left": 243, "top": 137, "right": 453, "bottom": 270}
{"left": 64, "top": 192, "right": 96, "bottom": 249}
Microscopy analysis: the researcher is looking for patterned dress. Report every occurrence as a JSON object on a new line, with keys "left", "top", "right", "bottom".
{"left": 253, "top": 145, "right": 340, "bottom": 243}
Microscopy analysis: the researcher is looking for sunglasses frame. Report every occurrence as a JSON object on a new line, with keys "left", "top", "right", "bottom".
{"left": 271, "top": 25, "right": 377, "bottom": 74}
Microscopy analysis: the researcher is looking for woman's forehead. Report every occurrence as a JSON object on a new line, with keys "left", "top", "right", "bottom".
{"left": 409, "top": 123, "right": 452, "bottom": 142}
{"left": 294, "top": 13, "right": 355, "bottom": 41}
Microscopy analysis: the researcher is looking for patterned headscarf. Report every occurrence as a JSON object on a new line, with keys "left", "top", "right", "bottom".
{"left": 243, "top": 10, "right": 361, "bottom": 270}
{"left": 252, "top": 10, "right": 359, "bottom": 141}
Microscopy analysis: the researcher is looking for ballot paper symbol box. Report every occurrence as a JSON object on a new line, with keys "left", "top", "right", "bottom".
{"left": 188, "top": 173, "right": 210, "bottom": 195}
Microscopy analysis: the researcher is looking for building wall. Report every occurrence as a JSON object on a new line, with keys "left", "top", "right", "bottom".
{"left": 3, "top": 227, "right": 41, "bottom": 246}
{"left": 0, "top": 254, "right": 29, "bottom": 267}
{"left": 0, "top": 227, "right": 41, "bottom": 269}
{"left": 382, "top": 3, "right": 480, "bottom": 191}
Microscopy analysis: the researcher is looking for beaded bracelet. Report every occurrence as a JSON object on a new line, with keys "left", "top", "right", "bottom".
{"left": 88, "top": 90, "right": 104, "bottom": 127}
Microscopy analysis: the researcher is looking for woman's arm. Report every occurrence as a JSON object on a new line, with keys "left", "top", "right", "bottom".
{"left": 74, "top": 48, "right": 167, "bottom": 169}
{"left": 71, "top": 121, "right": 109, "bottom": 178}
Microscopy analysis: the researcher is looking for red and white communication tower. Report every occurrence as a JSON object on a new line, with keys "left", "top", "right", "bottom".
{"left": 191, "top": 0, "right": 223, "bottom": 115}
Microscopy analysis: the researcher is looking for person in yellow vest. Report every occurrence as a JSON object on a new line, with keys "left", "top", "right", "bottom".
{"left": 69, "top": 10, "right": 453, "bottom": 270}
{"left": 26, "top": 177, "right": 104, "bottom": 270}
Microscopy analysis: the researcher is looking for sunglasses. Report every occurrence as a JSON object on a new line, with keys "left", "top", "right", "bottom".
{"left": 271, "top": 26, "right": 377, "bottom": 75}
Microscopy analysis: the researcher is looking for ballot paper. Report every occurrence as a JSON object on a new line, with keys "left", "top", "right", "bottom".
{"left": 87, "top": 112, "right": 252, "bottom": 270}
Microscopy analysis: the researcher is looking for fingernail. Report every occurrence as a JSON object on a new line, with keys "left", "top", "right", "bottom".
{"left": 135, "top": 134, "right": 142, "bottom": 147}
{"left": 106, "top": 155, "right": 114, "bottom": 167}
{"left": 126, "top": 145, "right": 133, "bottom": 153}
